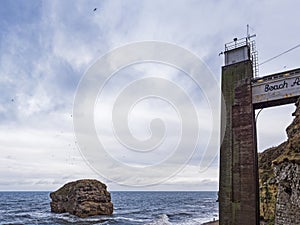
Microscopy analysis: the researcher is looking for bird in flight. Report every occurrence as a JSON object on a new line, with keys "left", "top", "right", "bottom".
{"left": 93, "top": 8, "right": 97, "bottom": 11}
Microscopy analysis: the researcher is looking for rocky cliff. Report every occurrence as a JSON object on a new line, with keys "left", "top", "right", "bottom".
{"left": 50, "top": 179, "right": 113, "bottom": 218}
{"left": 273, "top": 161, "right": 300, "bottom": 225}
{"left": 259, "top": 98, "right": 300, "bottom": 225}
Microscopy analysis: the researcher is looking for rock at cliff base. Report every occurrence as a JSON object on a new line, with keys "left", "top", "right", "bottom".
{"left": 50, "top": 179, "right": 113, "bottom": 218}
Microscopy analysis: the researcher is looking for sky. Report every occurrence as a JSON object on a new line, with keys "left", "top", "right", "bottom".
{"left": 0, "top": 0, "right": 299, "bottom": 191}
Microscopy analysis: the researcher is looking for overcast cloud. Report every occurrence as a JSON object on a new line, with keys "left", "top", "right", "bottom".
{"left": 0, "top": 0, "right": 299, "bottom": 191}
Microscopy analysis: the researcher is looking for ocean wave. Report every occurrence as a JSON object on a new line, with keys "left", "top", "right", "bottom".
{"left": 0, "top": 192, "right": 218, "bottom": 225}
{"left": 114, "top": 216, "right": 150, "bottom": 223}
{"left": 144, "top": 213, "right": 218, "bottom": 225}
{"left": 144, "top": 214, "right": 172, "bottom": 225}
{"left": 115, "top": 208, "right": 151, "bottom": 215}
{"left": 167, "top": 212, "right": 193, "bottom": 218}
{"left": 52, "top": 213, "right": 111, "bottom": 223}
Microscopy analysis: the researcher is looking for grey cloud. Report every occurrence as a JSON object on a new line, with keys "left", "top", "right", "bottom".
{"left": 0, "top": 0, "right": 299, "bottom": 190}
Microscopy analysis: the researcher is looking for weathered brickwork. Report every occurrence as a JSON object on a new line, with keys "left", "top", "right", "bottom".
{"left": 220, "top": 60, "right": 259, "bottom": 225}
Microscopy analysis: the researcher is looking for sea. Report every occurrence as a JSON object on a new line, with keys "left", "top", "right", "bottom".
{"left": 0, "top": 191, "right": 218, "bottom": 225}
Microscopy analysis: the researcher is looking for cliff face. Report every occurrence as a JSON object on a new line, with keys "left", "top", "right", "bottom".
{"left": 258, "top": 98, "right": 300, "bottom": 225}
{"left": 274, "top": 162, "right": 300, "bottom": 225}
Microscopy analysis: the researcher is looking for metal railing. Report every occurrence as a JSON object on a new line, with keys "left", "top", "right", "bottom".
{"left": 225, "top": 37, "right": 259, "bottom": 77}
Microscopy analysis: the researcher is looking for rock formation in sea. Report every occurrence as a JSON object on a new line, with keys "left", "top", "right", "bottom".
{"left": 259, "top": 98, "right": 300, "bottom": 225}
{"left": 50, "top": 179, "right": 113, "bottom": 218}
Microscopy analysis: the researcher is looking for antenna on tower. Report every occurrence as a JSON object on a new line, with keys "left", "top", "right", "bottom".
{"left": 247, "top": 24, "right": 250, "bottom": 38}
{"left": 223, "top": 25, "right": 259, "bottom": 77}
{"left": 246, "top": 24, "right": 259, "bottom": 77}
{"left": 246, "top": 24, "right": 256, "bottom": 44}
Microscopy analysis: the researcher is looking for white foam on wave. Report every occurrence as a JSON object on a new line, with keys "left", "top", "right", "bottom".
{"left": 52, "top": 213, "right": 111, "bottom": 223}
{"left": 144, "top": 214, "right": 218, "bottom": 225}
{"left": 114, "top": 216, "right": 149, "bottom": 223}
{"left": 174, "top": 217, "right": 219, "bottom": 225}
{"left": 144, "top": 214, "right": 172, "bottom": 225}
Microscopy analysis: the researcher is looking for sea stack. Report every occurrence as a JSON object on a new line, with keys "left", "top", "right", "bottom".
{"left": 50, "top": 179, "right": 113, "bottom": 218}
